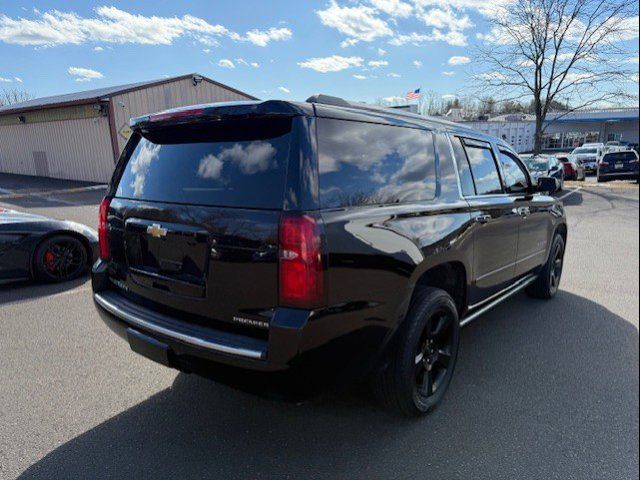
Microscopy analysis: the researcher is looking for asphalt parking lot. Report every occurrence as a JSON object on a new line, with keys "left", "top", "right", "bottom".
{"left": 0, "top": 174, "right": 638, "bottom": 479}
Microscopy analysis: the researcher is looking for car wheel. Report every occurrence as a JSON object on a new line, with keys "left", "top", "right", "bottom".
{"left": 526, "top": 233, "right": 565, "bottom": 300}
{"left": 372, "top": 287, "right": 460, "bottom": 416}
{"left": 34, "top": 234, "right": 88, "bottom": 283}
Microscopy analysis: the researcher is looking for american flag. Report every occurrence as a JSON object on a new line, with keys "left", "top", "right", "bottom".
{"left": 406, "top": 88, "right": 421, "bottom": 100}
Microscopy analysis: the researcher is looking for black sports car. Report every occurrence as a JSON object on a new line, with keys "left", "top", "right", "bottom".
{"left": 0, "top": 208, "right": 97, "bottom": 285}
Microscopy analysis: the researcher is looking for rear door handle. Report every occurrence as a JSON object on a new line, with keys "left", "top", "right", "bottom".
{"left": 474, "top": 214, "right": 492, "bottom": 224}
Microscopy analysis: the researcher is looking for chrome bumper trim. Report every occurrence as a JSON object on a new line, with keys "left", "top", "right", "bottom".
{"left": 94, "top": 292, "right": 265, "bottom": 360}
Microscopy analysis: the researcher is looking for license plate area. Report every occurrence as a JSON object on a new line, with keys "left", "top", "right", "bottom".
{"left": 127, "top": 328, "right": 173, "bottom": 367}
{"left": 123, "top": 218, "right": 210, "bottom": 294}
{"left": 615, "top": 163, "right": 624, "bottom": 169}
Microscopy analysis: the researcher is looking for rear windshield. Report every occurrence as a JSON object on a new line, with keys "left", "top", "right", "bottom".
{"left": 115, "top": 118, "right": 292, "bottom": 208}
{"left": 573, "top": 148, "right": 598, "bottom": 155}
{"left": 604, "top": 151, "right": 637, "bottom": 161}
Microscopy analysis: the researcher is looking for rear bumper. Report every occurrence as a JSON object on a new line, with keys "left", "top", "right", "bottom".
{"left": 597, "top": 171, "right": 639, "bottom": 181}
{"left": 91, "top": 261, "right": 385, "bottom": 392}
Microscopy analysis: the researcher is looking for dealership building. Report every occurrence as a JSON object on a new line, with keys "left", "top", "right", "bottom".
{"left": 461, "top": 107, "right": 639, "bottom": 153}
{"left": 0, "top": 73, "right": 256, "bottom": 183}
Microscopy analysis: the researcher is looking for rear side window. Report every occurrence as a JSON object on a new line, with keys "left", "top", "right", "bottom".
{"left": 317, "top": 119, "right": 437, "bottom": 208}
{"left": 460, "top": 139, "right": 503, "bottom": 195}
{"left": 450, "top": 136, "right": 476, "bottom": 196}
{"left": 115, "top": 118, "right": 292, "bottom": 209}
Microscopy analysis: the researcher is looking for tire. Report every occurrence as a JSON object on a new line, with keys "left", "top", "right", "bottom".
{"left": 33, "top": 234, "right": 88, "bottom": 283}
{"left": 372, "top": 287, "right": 460, "bottom": 417}
{"left": 526, "top": 234, "right": 565, "bottom": 299}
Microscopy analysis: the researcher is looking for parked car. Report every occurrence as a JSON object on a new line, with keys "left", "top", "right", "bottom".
{"left": 597, "top": 150, "right": 640, "bottom": 183}
{"left": 556, "top": 154, "right": 585, "bottom": 181}
{"left": 92, "top": 96, "right": 567, "bottom": 416}
{"left": 520, "top": 154, "right": 565, "bottom": 191}
{"left": 569, "top": 145, "right": 602, "bottom": 173}
{"left": 0, "top": 208, "right": 97, "bottom": 284}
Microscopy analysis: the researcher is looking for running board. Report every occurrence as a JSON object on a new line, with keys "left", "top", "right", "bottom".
{"left": 460, "top": 274, "right": 537, "bottom": 327}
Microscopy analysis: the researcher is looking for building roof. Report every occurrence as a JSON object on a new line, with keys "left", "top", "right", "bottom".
{"left": 545, "top": 107, "right": 639, "bottom": 123}
{"left": 0, "top": 73, "right": 257, "bottom": 115}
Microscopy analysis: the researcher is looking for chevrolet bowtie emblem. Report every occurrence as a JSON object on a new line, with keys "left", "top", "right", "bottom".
{"left": 147, "top": 223, "right": 168, "bottom": 238}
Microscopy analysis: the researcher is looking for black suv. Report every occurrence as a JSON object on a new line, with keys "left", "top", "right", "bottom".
{"left": 92, "top": 95, "right": 567, "bottom": 416}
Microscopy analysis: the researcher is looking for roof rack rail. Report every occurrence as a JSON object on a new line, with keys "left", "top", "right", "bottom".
{"left": 306, "top": 93, "right": 461, "bottom": 129}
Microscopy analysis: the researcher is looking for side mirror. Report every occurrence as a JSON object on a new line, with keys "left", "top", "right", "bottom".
{"left": 537, "top": 176, "right": 558, "bottom": 194}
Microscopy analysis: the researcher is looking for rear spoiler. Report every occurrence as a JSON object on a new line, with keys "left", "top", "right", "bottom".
{"left": 130, "top": 100, "right": 310, "bottom": 129}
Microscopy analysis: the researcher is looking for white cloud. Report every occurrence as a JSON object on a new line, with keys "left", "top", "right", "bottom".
{"left": 418, "top": 7, "right": 473, "bottom": 32}
{"left": 448, "top": 55, "right": 471, "bottom": 65}
{"left": 0, "top": 7, "right": 291, "bottom": 48}
{"left": 0, "top": 76, "right": 12, "bottom": 82}
{"left": 390, "top": 29, "right": 467, "bottom": 46}
{"left": 250, "top": 62, "right": 260, "bottom": 68}
{"left": 244, "top": 27, "right": 292, "bottom": 47}
{"left": 68, "top": 66, "right": 103, "bottom": 82}
{"left": 381, "top": 95, "right": 407, "bottom": 105}
{"left": 93, "top": 46, "right": 104, "bottom": 51}
{"left": 442, "top": 94, "right": 457, "bottom": 100}
{"left": 217, "top": 59, "right": 235, "bottom": 68}
{"left": 14, "top": 76, "right": 22, "bottom": 82}
{"left": 627, "top": 56, "right": 639, "bottom": 64}
{"left": 442, "top": 71, "right": 455, "bottom": 76}
{"left": 377, "top": 47, "right": 386, "bottom": 56}
{"left": 370, "top": 0, "right": 413, "bottom": 17}
{"left": 317, "top": 1, "right": 393, "bottom": 47}
{"left": 278, "top": 86, "right": 291, "bottom": 93}
{"left": 353, "top": 74, "right": 367, "bottom": 79}
{"left": 368, "top": 59, "right": 388, "bottom": 68}
{"left": 387, "top": 72, "right": 401, "bottom": 77}
{"left": 298, "top": 55, "right": 364, "bottom": 73}
{"left": 413, "top": 60, "right": 423, "bottom": 68}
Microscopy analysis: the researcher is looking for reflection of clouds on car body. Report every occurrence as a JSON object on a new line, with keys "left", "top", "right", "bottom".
{"left": 126, "top": 142, "right": 161, "bottom": 196}
{"left": 197, "top": 141, "right": 278, "bottom": 180}
{"left": 318, "top": 120, "right": 437, "bottom": 207}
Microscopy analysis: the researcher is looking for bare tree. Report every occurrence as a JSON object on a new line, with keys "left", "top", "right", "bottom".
{"left": 0, "top": 88, "right": 33, "bottom": 107}
{"left": 473, "top": 0, "right": 638, "bottom": 153}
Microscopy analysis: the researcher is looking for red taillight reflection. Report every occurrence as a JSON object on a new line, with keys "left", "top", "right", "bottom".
{"left": 148, "top": 108, "right": 205, "bottom": 122}
{"left": 278, "top": 213, "right": 324, "bottom": 308}
{"left": 98, "top": 197, "right": 111, "bottom": 260}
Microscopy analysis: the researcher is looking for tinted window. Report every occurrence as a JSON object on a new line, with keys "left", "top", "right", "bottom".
{"left": 462, "top": 140, "right": 503, "bottom": 195}
{"left": 499, "top": 150, "right": 529, "bottom": 193}
{"left": 317, "top": 119, "right": 436, "bottom": 208}
{"left": 115, "top": 118, "right": 291, "bottom": 208}
{"left": 450, "top": 136, "right": 476, "bottom": 196}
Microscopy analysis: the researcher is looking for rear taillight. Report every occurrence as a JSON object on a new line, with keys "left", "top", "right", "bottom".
{"left": 598, "top": 161, "right": 608, "bottom": 167}
{"left": 278, "top": 213, "right": 324, "bottom": 309}
{"left": 98, "top": 197, "right": 111, "bottom": 260}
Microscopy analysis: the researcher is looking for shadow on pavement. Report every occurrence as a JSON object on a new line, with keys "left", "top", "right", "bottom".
{"left": 0, "top": 277, "right": 89, "bottom": 305}
{"left": 19, "top": 292, "right": 639, "bottom": 479}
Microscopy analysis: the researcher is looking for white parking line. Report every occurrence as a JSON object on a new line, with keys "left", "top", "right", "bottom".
{"left": 559, "top": 187, "right": 582, "bottom": 201}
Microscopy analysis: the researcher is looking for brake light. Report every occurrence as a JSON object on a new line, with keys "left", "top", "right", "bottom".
{"left": 148, "top": 108, "right": 205, "bottom": 122}
{"left": 279, "top": 213, "right": 324, "bottom": 308}
{"left": 598, "top": 161, "right": 609, "bottom": 167}
{"left": 98, "top": 197, "right": 111, "bottom": 260}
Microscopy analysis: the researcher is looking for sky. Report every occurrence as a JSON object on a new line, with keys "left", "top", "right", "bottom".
{"left": 0, "top": 0, "right": 638, "bottom": 105}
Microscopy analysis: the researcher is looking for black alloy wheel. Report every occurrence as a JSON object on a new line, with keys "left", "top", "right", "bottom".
{"left": 34, "top": 235, "right": 88, "bottom": 282}
{"left": 527, "top": 233, "right": 565, "bottom": 299}
{"left": 413, "top": 308, "right": 455, "bottom": 406}
{"left": 372, "top": 287, "right": 460, "bottom": 416}
{"left": 548, "top": 238, "right": 564, "bottom": 296}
